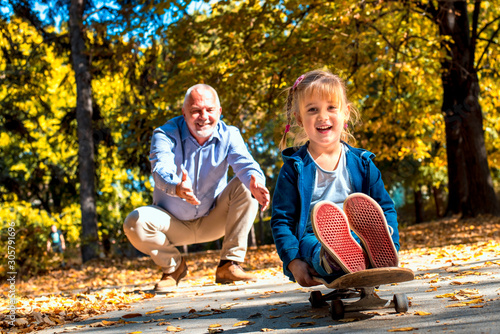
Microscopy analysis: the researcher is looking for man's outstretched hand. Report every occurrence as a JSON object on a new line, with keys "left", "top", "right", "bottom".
{"left": 176, "top": 169, "right": 201, "bottom": 205}
{"left": 250, "top": 174, "right": 270, "bottom": 211}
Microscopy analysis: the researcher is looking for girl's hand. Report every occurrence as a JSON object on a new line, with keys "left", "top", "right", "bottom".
{"left": 287, "top": 259, "right": 322, "bottom": 287}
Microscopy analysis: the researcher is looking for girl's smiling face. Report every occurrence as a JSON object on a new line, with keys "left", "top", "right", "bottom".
{"left": 296, "top": 91, "right": 347, "bottom": 151}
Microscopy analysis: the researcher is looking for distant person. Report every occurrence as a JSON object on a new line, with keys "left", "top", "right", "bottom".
{"left": 47, "top": 224, "right": 66, "bottom": 254}
{"left": 124, "top": 84, "right": 270, "bottom": 292}
{"left": 271, "top": 70, "right": 399, "bottom": 287}
{"left": 47, "top": 224, "right": 66, "bottom": 267}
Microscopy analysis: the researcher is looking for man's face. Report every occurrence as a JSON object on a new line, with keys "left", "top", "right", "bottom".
{"left": 182, "top": 87, "right": 222, "bottom": 145}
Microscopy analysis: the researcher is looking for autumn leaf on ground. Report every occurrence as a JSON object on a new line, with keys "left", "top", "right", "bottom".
{"left": 166, "top": 325, "right": 184, "bottom": 332}
{"left": 388, "top": 327, "right": 418, "bottom": 332}
{"left": 450, "top": 281, "right": 479, "bottom": 285}
{"left": 338, "top": 318, "right": 360, "bottom": 322}
{"left": 290, "top": 314, "right": 310, "bottom": 319}
{"left": 209, "top": 324, "right": 222, "bottom": 328}
{"left": 291, "top": 321, "right": 315, "bottom": 327}
{"left": 446, "top": 303, "right": 467, "bottom": 308}
{"left": 122, "top": 313, "right": 142, "bottom": 319}
{"left": 233, "top": 321, "right": 255, "bottom": 327}
{"left": 414, "top": 311, "right": 432, "bottom": 316}
{"left": 436, "top": 293, "right": 455, "bottom": 298}
{"left": 311, "top": 314, "right": 327, "bottom": 319}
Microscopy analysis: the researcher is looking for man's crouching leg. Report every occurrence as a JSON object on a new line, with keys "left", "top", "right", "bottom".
{"left": 123, "top": 205, "right": 189, "bottom": 292}
{"left": 211, "top": 178, "right": 259, "bottom": 284}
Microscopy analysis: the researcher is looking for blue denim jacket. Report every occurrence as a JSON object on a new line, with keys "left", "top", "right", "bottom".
{"left": 271, "top": 142, "right": 400, "bottom": 280}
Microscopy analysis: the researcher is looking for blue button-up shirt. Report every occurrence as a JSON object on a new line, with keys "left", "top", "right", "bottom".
{"left": 150, "top": 116, "right": 266, "bottom": 221}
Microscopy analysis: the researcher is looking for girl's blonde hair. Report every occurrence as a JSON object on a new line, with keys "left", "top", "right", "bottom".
{"left": 279, "top": 69, "right": 359, "bottom": 151}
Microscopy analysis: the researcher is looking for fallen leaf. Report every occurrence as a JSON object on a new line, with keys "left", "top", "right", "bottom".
{"left": 290, "top": 322, "right": 315, "bottom": 328}
{"left": 311, "top": 315, "right": 326, "bottom": 319}
{"left": 338, "top": 318, "right": 359, "bottom": 322}
{"left": 233, "top": 321, "right": 255, "bottom": 327}
{"left": 290, "top": 315, "right": 310, "bottom": 319}
{"left": 388, "top": 327, "right": 417, "bottom": 332}
{"left": 166, "top": 325, "right": 184, "bottom": 332}
{"left": 414, "top": 311, "right": 432, "bottom": 316}
{"left": 122, "top": 313, "right": 142, "bottom": 319}
{"left": 446, "top": 303, "right": 467, "bottom": 308}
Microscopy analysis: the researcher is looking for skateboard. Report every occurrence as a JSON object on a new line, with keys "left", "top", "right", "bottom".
{"left": 309, "top": 267, "right": 414, "bottom": 320}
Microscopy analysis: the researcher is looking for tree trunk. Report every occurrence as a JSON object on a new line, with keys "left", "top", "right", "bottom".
{"left": 414, "top": 187, "right": 425, "bottom": 224}
{"left": 69, "top": 0, "right": 100, "bottom": 262}
{"left": 258, "top": 209, "right": 264, "bottom": 246}
{"left": 432, "top": 185, "right": 444, "bottom": 218}
{"left": 437, "top": 1, "right": 499, "bottom": 217}
{"left": 248, "top": 225, "right": 257, "bottom": 247}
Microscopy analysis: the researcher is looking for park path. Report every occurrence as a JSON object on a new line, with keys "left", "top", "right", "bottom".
{"left": 37, "top": 244, "right": 500, "bottom": 334}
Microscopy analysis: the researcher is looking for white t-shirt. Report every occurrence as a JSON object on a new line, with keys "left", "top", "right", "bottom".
{"left": 306, "top": 144, "right": 353, "bottom": 229}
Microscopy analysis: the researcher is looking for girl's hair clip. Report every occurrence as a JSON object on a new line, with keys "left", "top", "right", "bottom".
{"left": 292, "top": 75, "right": 305, "bottom": 91}
{"left": 285, "top": 124, "right": 291, "bottom": 134}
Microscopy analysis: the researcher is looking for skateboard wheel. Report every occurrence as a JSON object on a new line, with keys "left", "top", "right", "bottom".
{"left": 309, "top": 290, "right": 327, "bottom": 308}
{"left": 393, "top": 293, "right": 409, "bottom": 313}
{"left": 330, "top": 299, "right": 345, "bottom": 320}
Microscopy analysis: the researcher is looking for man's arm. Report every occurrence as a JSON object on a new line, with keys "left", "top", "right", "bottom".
{"left": 226, "top": 128, "right": 269, "bottom": 210}
{"left": 149, "top": 128, "right": 182, "bottom": 197}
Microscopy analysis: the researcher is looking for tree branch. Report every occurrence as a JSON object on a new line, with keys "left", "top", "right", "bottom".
{"left": 477, "top": 25, "right": 500, "bottom": 67}
{"left": 478, "top": 15, "right": 500, "bottom": 36}
{"left": 411, "top": 0, "right": 439, "bottom": 20}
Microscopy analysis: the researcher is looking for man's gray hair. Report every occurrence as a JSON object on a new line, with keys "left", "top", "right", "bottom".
{"left": 183, "top": 84, "right": 221, "bottom": 107}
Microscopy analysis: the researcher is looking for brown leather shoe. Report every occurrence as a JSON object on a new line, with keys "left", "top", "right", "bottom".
{"left": 154, "top": 258, "right": 188, "bottom": 292}
{"left": 215, "top": 261, "right": 256, "bottom": 284}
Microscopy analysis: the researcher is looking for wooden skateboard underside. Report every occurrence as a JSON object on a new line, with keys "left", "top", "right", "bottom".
{"left": 310, "top": 267, "right": 415, "bottom": 319}
{"left": 314, "top": 267, "right": 414, "bottom": 289}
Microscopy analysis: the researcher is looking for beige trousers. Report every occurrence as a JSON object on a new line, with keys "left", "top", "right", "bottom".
{"left": 123, "top": 178, "right": 258, "bottom": 274}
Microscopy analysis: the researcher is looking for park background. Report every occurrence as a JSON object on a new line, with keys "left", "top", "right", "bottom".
{"left": 1, "top": 0, "right": 500, "bottom": 284}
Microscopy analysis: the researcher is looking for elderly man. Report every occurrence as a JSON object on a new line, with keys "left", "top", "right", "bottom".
{"left": 124, "top": 84, "right": 270, "bottom": 292}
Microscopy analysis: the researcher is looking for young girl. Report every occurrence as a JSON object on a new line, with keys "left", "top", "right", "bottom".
{"left": 271, "top": 69, "right": 399, "bottom": 287}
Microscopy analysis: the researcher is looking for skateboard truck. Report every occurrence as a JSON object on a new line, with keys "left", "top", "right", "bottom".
{"left": 309, "top": 267, "right": 414, "bottom": 320}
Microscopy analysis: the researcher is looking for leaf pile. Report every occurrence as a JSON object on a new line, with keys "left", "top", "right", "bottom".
{"left": 0, "top": 246, "right": 281, "bottom": 332}
{"left": 399, "top": 214, "right": 500, "bottom": 249}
